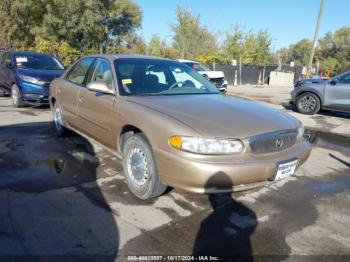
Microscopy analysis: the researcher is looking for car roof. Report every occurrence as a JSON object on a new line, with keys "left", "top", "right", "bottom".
{"left": 84, "top": 54, "right": 175, "bottom": 62}
{"left": 8, "top": 51, "right": 55, "bottom": 56}
{"left": 177, "top": 59, "right": 198, "bottom": 63}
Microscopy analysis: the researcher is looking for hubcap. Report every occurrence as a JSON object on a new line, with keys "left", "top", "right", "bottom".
{"left": 127, "top": 147, "right": 149, "bottom": 187}
{"left": 54, "top": 107, "right": 63, "bottom": 131}
{"left": 298, "top": 96, "right": 317, "bottom": 113}
{"left": 12, "top": 88, "right": 17, "bottom": 105}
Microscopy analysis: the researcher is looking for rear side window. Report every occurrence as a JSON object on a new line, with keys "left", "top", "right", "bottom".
{"left": 66, "top": 58, "right": 95, "bottom": 86}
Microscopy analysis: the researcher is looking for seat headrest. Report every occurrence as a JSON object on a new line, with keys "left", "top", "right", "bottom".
{"left": 103, "top": 70, "right": 112, "bottom": 85}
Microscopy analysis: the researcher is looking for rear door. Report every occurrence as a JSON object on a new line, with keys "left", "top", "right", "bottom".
{"left": 325, "top": 71, "right": 350, "bottom": 111}
{"left": 58, "top": 57, "right": 95, "bottom": 128}
{"left": 77, "top": 58, "right": 116, "bottom": 147}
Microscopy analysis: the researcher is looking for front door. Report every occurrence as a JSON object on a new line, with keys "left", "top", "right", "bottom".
{"left": 77, "top": 58, "right": 116, "bottom": 147}
{"left": 325, "top": 72, "right": 350, "bottom": 112}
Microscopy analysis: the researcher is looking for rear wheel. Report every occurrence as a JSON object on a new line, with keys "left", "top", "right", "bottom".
{"left": 11, "top": 84, "right": 25, "bottom": 108}
{"left": 122, "top": 133, "right": 167, "bottom": 199}
{"left": 296, "top": 92, "right": 321, "bottom": 115}
{"left": 53, "top": 103, "right": 68, "bottom": 137}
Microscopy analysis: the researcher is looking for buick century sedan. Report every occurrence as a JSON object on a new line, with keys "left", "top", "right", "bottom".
{"left": 50, "top": 55, "right": 311, "bottom": 199}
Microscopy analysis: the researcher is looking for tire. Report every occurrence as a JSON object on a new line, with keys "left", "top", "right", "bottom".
{"left": 296, "top": 92, "right": 321, "bottom": 115}
{"left": 53, "top": 103, "right": 69, "bottom": 137}
{"left": 11, "top": 84, "right": 25, "bottom": 108}
{"left": 122, "top": 133, "right": 167, "bottom": 199}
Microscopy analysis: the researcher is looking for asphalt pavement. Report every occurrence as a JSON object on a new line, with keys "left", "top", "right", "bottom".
{"left": 0, "top": 96, "right": 350, "bottom": 261}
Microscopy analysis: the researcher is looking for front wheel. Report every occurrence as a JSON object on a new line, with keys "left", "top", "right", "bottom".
{"left": 11, "top": 84, "right": 25, "bottom": 108}
{"left": 122, "top": 133, "right": 167, "bottom": 199}
{"left": 296, "top": 92, "right": 321, "bottom": 115}
{"left": 53, "top": 103, "right": 69, "bottom": 137}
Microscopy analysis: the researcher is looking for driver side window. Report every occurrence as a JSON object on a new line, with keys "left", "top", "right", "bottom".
{"left": 339, "top": 72, "right": 350, "bottom": 84}
{"left": 66, "top": 58, "right": 95, "bottom": 86}
{"left": 88, "top": 59, "right": 113, "bottom": 88}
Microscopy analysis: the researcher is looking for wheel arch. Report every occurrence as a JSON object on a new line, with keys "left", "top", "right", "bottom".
{"left": 119, "top": 124, "right": 150, "bottom": 154}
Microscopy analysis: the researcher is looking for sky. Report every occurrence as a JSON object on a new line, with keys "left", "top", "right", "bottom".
{"left": 134, "top": 0, "right": 349, "bottom": 49}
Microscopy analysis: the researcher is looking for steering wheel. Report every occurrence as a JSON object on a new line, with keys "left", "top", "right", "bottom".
{"left": 183, "top": 80, "right": 195, "bottom": 88}
{"left": 168, "top": 81, "right": 184, "bottom": 90}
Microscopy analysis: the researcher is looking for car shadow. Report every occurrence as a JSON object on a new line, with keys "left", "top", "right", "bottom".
{"left": 0, "top": 121, "right": 119, "bottom": 259}
{"left": 192, "top": 172, "right": 256, "bottom": 261}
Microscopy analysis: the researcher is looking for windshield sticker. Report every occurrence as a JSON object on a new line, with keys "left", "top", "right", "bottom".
{"left": 122, "top": 79, "right": 132, "bottom": 85}
{"left": 16, "top": 57, "right": 28, "bottom": 63}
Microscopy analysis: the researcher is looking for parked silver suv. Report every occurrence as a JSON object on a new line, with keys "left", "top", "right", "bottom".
{"left": 290, "top": 70, "right": 350, "bottom": 115}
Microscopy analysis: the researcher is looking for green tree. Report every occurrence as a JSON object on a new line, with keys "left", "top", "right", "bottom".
{"left": 223, "top": 26, "right": 273, "bottom": 66}
{"left": 283, "top": 27, "right": 350, "bottom": 75}
{"left": 0, "top": 0, "right": 46, "bottom": 48}
{"left": 33, "top": 38, "right": 83, "bottom": 66}
{"left": 0, "top": 0, "right": 142, "bottom": 54}
{"left": 171, "top": 7, "right": 218, "bottom": 59}
{"left": 110, "top": 33, "right": 146, "bottom": 55}
{"left": 277, "top": 47, "right": 291, "bottom": 65}
{"left": 146, "top": 34, "right": 177, "bottom": 58}
{"left": 223, "top": 24, "right": 244, "bottom": 63}
{"left": 284, "top": 39, "right": 313, "bottom": 66}
{"left": 253, "top": 30, "right": 273, "bottom": 66}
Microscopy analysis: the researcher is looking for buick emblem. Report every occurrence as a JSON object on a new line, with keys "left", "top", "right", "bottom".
{"left": 275, "top": 137, "right": 284, "bottom": 148}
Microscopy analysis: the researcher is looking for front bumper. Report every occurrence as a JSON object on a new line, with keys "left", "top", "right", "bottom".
{"left": 290, "top": 88, "right": 300, "bottom": 104}
{"left": 209, "top": 78, "right": 227, "bottom": 92}
{"left": 19, "top": 81, "right": 50, "bottom": 105}
{"left": 155, "top": 140, "right": 311, "bottom": 193}
{"left": 22, "top": 94, "right": 49, "bottom": 105}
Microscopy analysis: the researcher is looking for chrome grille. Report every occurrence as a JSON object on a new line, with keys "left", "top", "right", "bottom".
{"left": 249, "top": 130, "right": 297, "bottom": 154}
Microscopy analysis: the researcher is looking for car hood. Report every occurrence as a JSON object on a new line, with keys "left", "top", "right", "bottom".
{"left": 16, "top": 68, "right": 64, "bottom": 82}
{"left": 297, "top": 78, "right": 327, "bottom": 85}
{"left": 198, "top": 71, "right": 225, "bottom": 79}
{"left": 127, "top": 94, "right": 299, "bottom": 139}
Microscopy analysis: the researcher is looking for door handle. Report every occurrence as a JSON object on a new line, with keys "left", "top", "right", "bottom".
{"left": 78, "top": 97, "right": 85, "bottom": 103}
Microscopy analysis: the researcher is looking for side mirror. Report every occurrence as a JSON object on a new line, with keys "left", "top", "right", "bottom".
{"left": 87, "top": 81, "right": 115, "bottom": 95}
{"left": 330, "top": 79, "right": 339, "bottom": 85}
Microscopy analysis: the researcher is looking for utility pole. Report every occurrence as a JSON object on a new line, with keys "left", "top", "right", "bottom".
{"left": 239, "top": 54, "right": 242, "bottom": 86}
{"left": 308, "top": 0, "right": 324, "bottom": 71}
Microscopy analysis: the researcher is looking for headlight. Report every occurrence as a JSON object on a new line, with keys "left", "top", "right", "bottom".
{"left": 297, "top": 125, "right": 305, "bottom": 140}
{"left": 18, "top": 74, "right": 46, "bottom": 85}
{"left": 169, "top": 136, "right": 244, "bottom": 155}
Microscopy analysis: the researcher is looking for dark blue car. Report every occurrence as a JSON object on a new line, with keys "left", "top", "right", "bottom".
{"left": 0, "top": 51, "right": 65, "bottom": 107}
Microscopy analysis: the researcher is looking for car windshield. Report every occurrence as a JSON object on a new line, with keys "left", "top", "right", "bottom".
{"left": 14, "top": 54, "right": 64, "bottom": 70}
{"left": 114, "top": 58, "right": 219, "bottom": 96}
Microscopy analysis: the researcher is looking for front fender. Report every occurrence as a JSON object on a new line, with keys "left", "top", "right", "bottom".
{"left": 112, "top": 98, "right": 200, "bottom": 155}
